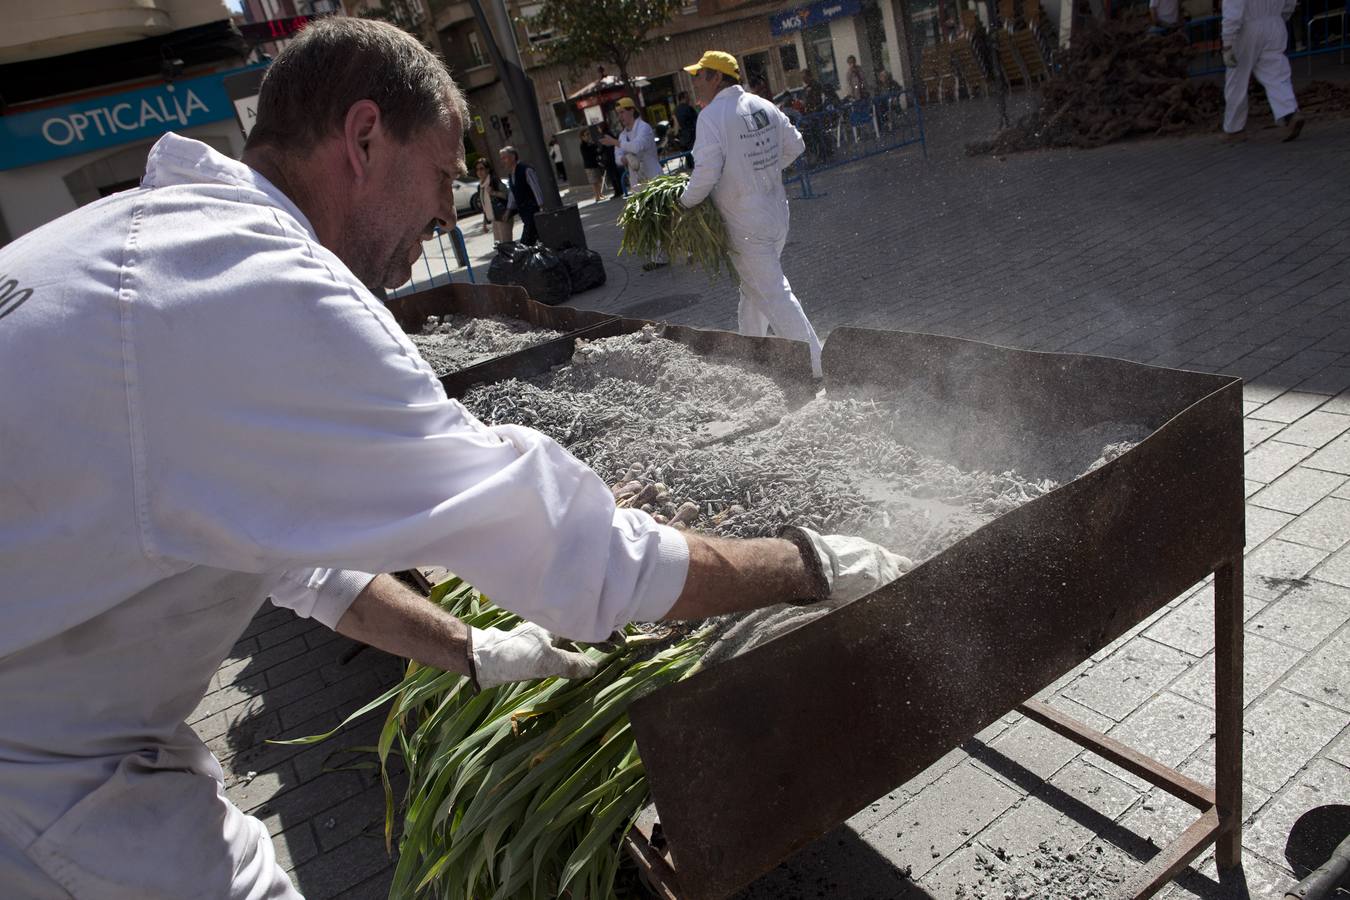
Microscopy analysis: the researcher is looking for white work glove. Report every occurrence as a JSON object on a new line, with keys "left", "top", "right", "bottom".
{"left": 468, "top": 623, "right": 601, "bottom": 690}
{"left": 1222, "top": 45, "right": 1238, "bottom": 68}
{"left": 782, "top": 526, "right": 913, "bottom": 606}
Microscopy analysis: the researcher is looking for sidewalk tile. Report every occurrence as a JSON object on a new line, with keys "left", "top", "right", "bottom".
{"left": 1062, "top": 638, "right": 1195, "bottom": 721}
{"left": 1108, "top": 692, "right": 1214, "bottom": 769}
{"left": 1244, "top": 538, "right": 1329, "bottom": 584}
{"left": 1300, "top": 366, "right": 1350, "bottom": 396}
{"left": 1281, "top": 621, "right": 1350, "bottom": 713}
{"left": 1305, "top": 432, "right": 1350, "bottom": 475}
{"left": 1159, "top": 851, "right": 1297, "bottom": 899}
{"left": 1250, "top": 467, "right": 1347, "bottom": 515}
{"left": 984, "top": 717, "right": 1085, "bottom": 782}
{"left": 1241, "top": 690, "right": 1347, "bottom": 792}
{"left": 1244, "top": 758, "right": 1350, "bottom": 873}
{"left": 1246, "top": 505, "right": 1297, "bottom": 548}
{"left": 1277, "top": 496, "right": 1350, "bottom": 551}
{"left": 1243, "top": 418, "right": 1284, "bottom": 452}
{"left": 1322, "top": 391, "right": 1350, "bottom": 416}
{"left": 273, "top": 823, "right": 319, "bottom": 873}
{"left": 1244, "top": 440, "right": 1316, "bottom": 483}
{"left": 1247, "top": 580, "right": 1350, "bottom": 651}
{"left": 1311, "top": 544, "right": 1350, "bottom": 588}
{"left": 1278, "top": 411, "right": 1350, "bottom": 448}
{"left": 861, "top": 763, "right": 1021, "bottom": 880}
{"left": 1170, "top": 631, "right": 1302, "bottom": 709}
{"left": 1248, "top": 392, "right": 1330, "bottom": 424}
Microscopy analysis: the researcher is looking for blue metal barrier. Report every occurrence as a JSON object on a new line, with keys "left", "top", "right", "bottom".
{"left": 782, "top": 89, "right": 927, "bottom": 200}
{"left": 387, "top": 225, "right": 474, "bottom": 299}
{"left": 1187, "top": 0, "right": 1349, "bottom": 77}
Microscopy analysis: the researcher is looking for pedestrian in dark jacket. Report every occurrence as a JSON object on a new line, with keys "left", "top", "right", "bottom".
{"left": 500, "top": 145, "right": 543, "bottom": 244}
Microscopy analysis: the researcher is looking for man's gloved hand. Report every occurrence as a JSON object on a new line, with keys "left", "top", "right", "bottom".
{"left": 782, "top": 526, "right": 913, "bottom": 606}
{"left": 1222, "top": 45, "right": 1238, "bottom": 68}
{"left": 468, "top": 623, "right": 600, "bottom": 690}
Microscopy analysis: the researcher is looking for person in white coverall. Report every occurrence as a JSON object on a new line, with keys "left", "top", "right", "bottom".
{"left": 0, "top": 19, "right": 909, "bottom": 899}
{"left": 678, "top": 50, "right": 825, "bottom": 378}
{"left": 603, "top": 97, "right": 668, "bottom": 269}
{"left": 1222, "top": 0, "right": 1305, "bottom": 140}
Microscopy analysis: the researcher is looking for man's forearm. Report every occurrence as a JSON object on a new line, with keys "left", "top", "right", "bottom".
{"left": 662, "top": 533, "right": 816, "bottom": 621}
{"left": 334, "top": 573, "right": 470, "bottom": 676}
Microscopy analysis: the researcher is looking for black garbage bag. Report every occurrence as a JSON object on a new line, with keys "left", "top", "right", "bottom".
{"left": 516, "top": 245, "right": 573, "bottom": 305}
{"left": 487, "top": 242, "right": 573, "bottom": 305}
{"left": 558, "top": 247, "right": 607, "bottom": 293}
{"left": 487, "top": 241, "right": 530, "bottom": 286}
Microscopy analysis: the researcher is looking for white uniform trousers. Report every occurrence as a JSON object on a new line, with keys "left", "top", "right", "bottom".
{"left": 731, "top": 235, "right": 824, "bottom": 378}
{"left": 1224, "top": 15, "right": 1299, "bottom": 133}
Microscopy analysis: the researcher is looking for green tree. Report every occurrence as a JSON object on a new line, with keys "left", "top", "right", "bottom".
{"left": 528, "top": 0, "right": 683, "bottom": 90}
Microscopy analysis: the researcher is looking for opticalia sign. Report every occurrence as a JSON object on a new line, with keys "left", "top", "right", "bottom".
{"left": 0, "top": 64, "right": 267, "bottom": 171}
{"left": 769, "top": 0, "right": 862, "bottom": 35}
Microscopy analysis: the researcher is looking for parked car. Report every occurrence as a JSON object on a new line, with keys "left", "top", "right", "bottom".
{"left": 452, "top": 176, "right": 481, "bottom": 215}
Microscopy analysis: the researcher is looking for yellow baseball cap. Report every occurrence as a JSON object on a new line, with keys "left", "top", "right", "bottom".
{"left": 615, "top": 97, "right": 638, "bottom": 110}
{"left": 684, "top": 50, "right": 739, "bottom": 79}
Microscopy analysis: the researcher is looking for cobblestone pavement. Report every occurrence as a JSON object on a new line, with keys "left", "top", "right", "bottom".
{"left": 200, "top": 86, "right": 1350, "bottom": 899}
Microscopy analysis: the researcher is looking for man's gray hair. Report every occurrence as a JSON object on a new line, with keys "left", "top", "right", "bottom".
{"left": 246, "top": 18, "right": 468, "bottom": 153}
{"left": 499, "top": 145, "right": 519, "bottom": 158}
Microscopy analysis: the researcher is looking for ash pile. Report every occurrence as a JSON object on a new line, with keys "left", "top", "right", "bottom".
{"left": 968, "top": 20, "right": 1224, "bottom": 154}
{"left": 410, "top": 314, "right": 563, "bottom": 376}
{"left": 462, "top": 326, "right": 1146, "bottom": 565}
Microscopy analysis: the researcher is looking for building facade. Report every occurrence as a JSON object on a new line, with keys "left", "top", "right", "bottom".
{"left": 0, "top": 1, "right": 256, "bottom": 244}
{"left": 432, "top": 0, "right": 1019, "bottom": 170}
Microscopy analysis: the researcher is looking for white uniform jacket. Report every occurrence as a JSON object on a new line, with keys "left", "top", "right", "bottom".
{"left": 0, "top": 133, "right": 687, "bottom": 896}
{"left": 678, "top": 84, "right": 805, "bottom": 242}
{"left": 617, "top": 118, "right": 663, "bottom": 183}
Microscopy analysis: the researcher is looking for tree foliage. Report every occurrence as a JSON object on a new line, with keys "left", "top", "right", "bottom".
{"left": 528, "top": 0, "right": 683, "bottom": 87}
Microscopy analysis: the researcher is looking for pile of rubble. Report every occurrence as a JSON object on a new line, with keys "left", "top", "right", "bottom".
{"left": 969, "top": 20, "right": 1224, "bottom": 154}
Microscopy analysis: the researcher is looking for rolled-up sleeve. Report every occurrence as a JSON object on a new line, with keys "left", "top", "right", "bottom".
{"left": 129, "top": 219, "right": 689, "bottom": 641}
{"left": 269, "top": 568, "right": 376, "bottom": 629}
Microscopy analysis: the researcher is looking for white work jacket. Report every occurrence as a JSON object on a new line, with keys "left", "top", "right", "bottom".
{"left": 1222, "top": 0, "right": 1296, "bottom": 45}
{"left": 0, "top": 133, "right": 687, "bottom": 893}
{"left": 618, "top": 117, "right": 663, "bottom": 183}
{"left": 679, "top": 85, "right": 806, "bottom": 243}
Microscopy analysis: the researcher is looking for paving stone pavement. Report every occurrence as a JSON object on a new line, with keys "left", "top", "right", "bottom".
{"left": 202, "top": 89, "right": 1350, "bottom": 898}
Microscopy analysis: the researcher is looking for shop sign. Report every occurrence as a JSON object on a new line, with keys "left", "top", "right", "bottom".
{"left": 0, "top": 63, "right": 267, "bottom": 171}
{"left": 770, "top": 0, "right": 862, "bottom": 35}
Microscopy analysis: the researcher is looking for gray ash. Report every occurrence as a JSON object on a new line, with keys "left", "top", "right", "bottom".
{"left": 410, "top": 314, "right": 562, "bottom": 375}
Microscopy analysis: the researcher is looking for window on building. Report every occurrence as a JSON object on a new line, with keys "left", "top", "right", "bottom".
{"left": 468, "top": 30, "right": 486, "bottom": 67}
{"left": 517, "top": 3, "right": 558, "bottom": 46}
{"left": 779, "top": 43, "right": 800, "bottom": 71}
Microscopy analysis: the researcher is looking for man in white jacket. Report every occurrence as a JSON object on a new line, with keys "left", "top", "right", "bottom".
{"left": 678, "top": 51, "right": 825, "bottom": 378}
{"left": 607, "top": 96, "right": 663, "bottom": 186}
{"left": 0, "top": 19, "right": 904, "bottom": 898}
{"left": 1222, "top": 0, "right": 1304, "bottom": 141}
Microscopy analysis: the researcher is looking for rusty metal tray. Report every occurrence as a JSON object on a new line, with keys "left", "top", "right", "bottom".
{"left": 625, "top": 327, "right": 1246, "bottom": 900}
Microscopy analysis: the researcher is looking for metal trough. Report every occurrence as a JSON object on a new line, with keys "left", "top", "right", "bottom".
{"left": 625, "top": 327, "right": 1245, "bottom": 900}
{"left": 386, "top": 287, "right": 1244, "bottom": 899}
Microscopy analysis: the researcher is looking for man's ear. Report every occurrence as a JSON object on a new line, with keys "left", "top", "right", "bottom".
{"left": 342, "top": 99, "right": 385, "bottom": 183}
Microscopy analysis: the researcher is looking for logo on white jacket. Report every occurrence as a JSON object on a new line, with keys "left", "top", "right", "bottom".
{"left": 0, "top": 275, "right": 32, "bottom": 322}
{"left": 740, "top": 110, "right": 772, "bottom": 132}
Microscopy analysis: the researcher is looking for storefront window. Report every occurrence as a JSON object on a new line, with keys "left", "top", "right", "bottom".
{"left": 803, "top": 23, "right": 839, "bottom": 88}
{"left": 908, "top": 0, "right": 942, "bottom": 48}
{"left": 779, "top": 43, "right": 801, "bottom": 71}
{"left": 862, "top": 0, "right": 892, "bottom": 77}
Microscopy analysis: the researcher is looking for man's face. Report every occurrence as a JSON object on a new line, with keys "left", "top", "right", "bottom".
{"left": 692, "top": 70, "right": 721, "bottom": 108}
{"left": 618, "top": 106, "right": 637, "bottom": 129}
{"left": 342, "top": 112, "right": 463, "bottom": 291}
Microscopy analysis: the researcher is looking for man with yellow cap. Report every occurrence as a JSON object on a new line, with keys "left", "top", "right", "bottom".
{"left": 601, "top": 97, "right": 662, "bottom": 189}
{"left": 679, "top": 50, "right": 824, "bottom": 378}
